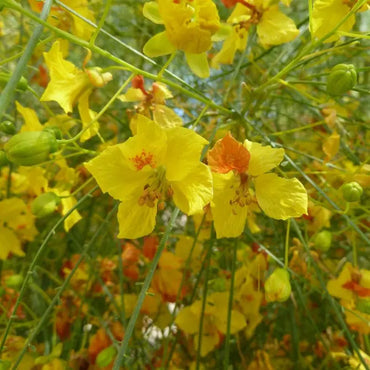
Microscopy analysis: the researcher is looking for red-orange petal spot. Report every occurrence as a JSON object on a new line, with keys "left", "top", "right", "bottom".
{"left": 207, "top": 133, "right": 250, "bottom": 174}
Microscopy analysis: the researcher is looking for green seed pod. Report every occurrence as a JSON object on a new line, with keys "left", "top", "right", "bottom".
{"left": 265, "top": 268, "right": 291, "bottom": 303}
{"left": 4, "top": 131, "right": 58, "bottom": 166}
{"left": 313, "top": 230, "right": 332, "bottom": 252}
{"left": 96, "top": 346, "right": 116, "bottom": 367}
{"left": 5, "top": 274, "right": 23, "bottom": 289}
{"left": 0, "top": 151, "right": 9, "bottom": 167}
{"left": 31, "top": 192, "right": 61, "bottom": 218}
{"left": 341, "top": 181, "right": 363, "bottom": 202}
{"left": 326, "top": 64, "right": 357, "bottom": 96}
{"left": 0, "top": 121, "right": 17, "bottom": 135}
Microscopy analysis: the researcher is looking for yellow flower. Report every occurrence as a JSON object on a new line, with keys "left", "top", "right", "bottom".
{"left": 212, "top": 0, "right": 299, "bottom": 67}
{"left": 28, "top": 0, "right": 95, "bottom": 40}
{"left": 41, "top": 41, "right": 112, "bottom": 141}
{"left": 207, "top": 133, "right": 308, "bottom": 238}
{"left": 175, "top": 292, "right": 246, "bottom": 356}
{"left": 0, "top": 198, "right": 37, "bottom": 260}
{"left": 85, "top": 116, "right": 213, "bottom": 239}
{"left": 143, "top": 0, "right": 220, "bottom": 77}
{"left": 310, "top": 0, "right": 358, "bottom": 42}
{"left": 119, "top": 75, "right": 182, "bottom": 130}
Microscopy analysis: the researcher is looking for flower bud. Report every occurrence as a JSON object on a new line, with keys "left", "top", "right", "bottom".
{"left": 265, "top": 268, "right": 291, "bottom": 302}
{"left": 43, "top": 126, "right": 62, "bottom": 140}
{"left": 96, "top": 346, "right": 116, "bottom": 367}
{"left": 313, "top": 230, "right": 332, "bottom": 252}
{"left": 341, "top": 182, "right": 363, "bottom": 202}
{"left": 5, "top": 274, "right": 23, "bottom": 289}
{"left": 4, "top": 131, "right": 58, "bottom": 166}
{"left": 326, "top": 64, "right": 357, "bottom": 96}
{"left": 0, "top": 121, "right": 17, "bottom": 135}
{"left": 31, "top": 192, "right": 61, "bottom": 218}
{"left": 86, "top": 67, "right": 113, "bottom": 88}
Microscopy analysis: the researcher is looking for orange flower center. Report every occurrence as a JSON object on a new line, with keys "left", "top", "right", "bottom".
{"left": 130, "top": 150, "right": 156, "bottom": 170}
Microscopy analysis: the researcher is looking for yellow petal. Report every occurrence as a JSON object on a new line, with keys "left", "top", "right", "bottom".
{"left": 195, "top": 332, "right": 219, "bottom": 357}
{"left": 311, "top": 0, "right": 355, "bottom": 42}
{"left": 322, "top": 131, "right": 340, "bottom": 161}
{"left": 257, "top": 6, "right": 299, "bottom": 47}
{"left": 16, "top": 102, "right": 43, "bottom": 132}
{"left": 164, "top": 126, "right": 208, "bottom": 182}
{"left": 0, "top": 226, "right": 24, "bottom": 260}
{"left": 185, "top": 52, "right": 210, "bottom": 78}
{"left": 61, "top": 195, "right": 82, "bottom": 232}
{"left": 78, "top": 89, "right": 100, "bottom": 142}
{"left": 143, "top": 1, "right": 163, "bottom": 24}
{"left": 171, "top": 163, "right": 213, "bottom": 215}
{"left": 153, "top": 105, "right": 183, "bottom": 128}
{"left": 85, "top": 144, "right": 151, "bottom": 201}
{"left": 118, "top": 87, "right": 146, "bottom": 103}
{"left": 117, "top": 196, "right": 158, "bottom": 239}
{"left": 40, "top": 40, "right": 90, "bottom": 113}
{"left": 244, "top": 140, "right": 285, "bottom": 176}
{"left": 143, "top": 31, "right": 176, "bottom": 57}
{"left": 175, "top": 306, "right": 200, "bottom": 334}
{"left": 211, "top": 173, "right": 248, "bottom": 238}
{"left": 255, "top": 173, "right": 308, "bottom": 220}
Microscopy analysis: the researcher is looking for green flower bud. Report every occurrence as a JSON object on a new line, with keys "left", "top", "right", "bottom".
{"left": 326, "top": 64, "right": 357, "bottom": 96}
{"left": 265, "top": 268, "right": 291, "bottom": 303}
{"left": 43, "top": 126, "right": 62, "bottom": 140}
{"left": 31, "top": 192, "right": 61, "bottom": 218}
{"left": 0, "top": 151, "right": 9, "bottom": 167}
{"left": 313, "top": 230, "right": 332, "bottom": 252}
{"left": 96, "top": 346, "right": 116, "bottom": 367}
{"left": 0, "top": 121, "right": 17, "bottom": 135}
{"left": 341, "top": 182, "right": 363, "bottom": 202}
{"left": 356, "top": 299, "right": 370, "bottom": 315}
{"left": 4, "top": 131, "right": 58, "bottom": 166}
{"left": 5, "top": 274, "right": 23, "bottom": 289}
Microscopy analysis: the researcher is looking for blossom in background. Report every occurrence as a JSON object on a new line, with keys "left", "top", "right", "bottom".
{"left": 28, "top": 0, "right": 95, "bottom": 40}
{"left": 41, "top": 40, "right": 112, "bottom": 142}
{"left": 310, "top": 0, "right": 367, "bottom": 42}
{"left": 176, "top": 292, "right": 246, "bottom": 356}
{"left": 119, "top": 75, "right": 182, "bottom": 130}
{"left": 85, "top": 116, "right": 213, "bottom": 239}
{"left": 207, "top": 133, "right": 307, "bottom": 238}
{"left": 143, "top": 0, "right": 220, "bottom": 77}
{"left": 213, "top": 0, "right": 299, "bottom": 67}
{"left": 0, "top": 198, "right": 37, "bottom": 260}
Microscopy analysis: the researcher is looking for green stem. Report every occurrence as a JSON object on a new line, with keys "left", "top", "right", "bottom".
{"left": 0, "top": 185, "right": 98, "bottom": 355}
{"left": 90, "top": 0, "right": 113, "bottom": 46}
{"left": 0, "top": 0, "right": 53, "bottom": 121}
{"left": 112, "top": 208, "right": 180, "bottom": 370}
{"left": 224, "top": 239, "right": 238, "bottom": 369}
{"left": 196, "top": 241, "right": 212, "bottom": 370}
{"left": 285, "top": 219, "right": 291, "bottom": 268}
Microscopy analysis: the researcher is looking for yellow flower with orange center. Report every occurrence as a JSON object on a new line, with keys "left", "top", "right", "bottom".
{"left": 207, "top": 133, "right": 308, "bottom": 238}
{"left": 85, "top": 116, "right": 213, "bottom": 239}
